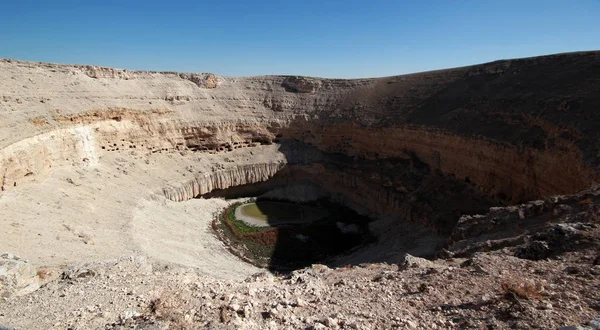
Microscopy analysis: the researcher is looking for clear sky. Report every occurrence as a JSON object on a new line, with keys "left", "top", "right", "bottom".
{"left": 1, "top": 0, "right": 599, "bottom": 78}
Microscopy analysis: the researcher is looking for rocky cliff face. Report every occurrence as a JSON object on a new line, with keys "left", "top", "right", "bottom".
{"left": 163, "top": 163, "right": 286, "bottom": 202}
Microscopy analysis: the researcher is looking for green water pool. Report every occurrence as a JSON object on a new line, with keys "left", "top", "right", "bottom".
{"left": 235, "top": 201, "right": 329, "bottom": 227}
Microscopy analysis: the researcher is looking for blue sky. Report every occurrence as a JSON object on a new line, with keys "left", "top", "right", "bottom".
{"left": 1, "top": 0, "right": 599, "bottom": 77}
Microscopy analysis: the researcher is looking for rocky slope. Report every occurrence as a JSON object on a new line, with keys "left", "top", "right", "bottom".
{"left": 0, "top": 51, "right": 600, "bottom": 329}
{"left": 1, "top": 248, "right": 599, "bottom": 329}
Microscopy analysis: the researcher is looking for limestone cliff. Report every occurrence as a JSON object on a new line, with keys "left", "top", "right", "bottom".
{"left": 163, "top": 163, "right": 286, "bottom": 202}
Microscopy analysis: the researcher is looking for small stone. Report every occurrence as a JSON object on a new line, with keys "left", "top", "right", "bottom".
{"left": 562, "top": 292, "right": 580, "bottom": 300}
{"left": 346, "top": 322, "right": 359, "bottom": 329}
{"left": 313, "top": 322, "right": 327, "bottom": 329}
{"left": 121, "top": 310, "right": 140, "bottom": 320}
{"left": 565, "top": 266, "right": 580, "bottom": 275}
{"left": 323, "top": 317, "right": 337, "bottom": 327}
{"left": 479, "top": 294, "right": 493, "bottom": 303}
{"left": 472, "top": 264, "right": 489, "bottom": 275}
{"left": 243, "top": 305, "right": 252, "bottom": 317}
{"left": 295, "top": 297, "right": 307, "bottom": 307}
{"left": 515, "top": 241, "right": 551, "bottom": 260}
{"left": 418, "top": 283, "right": 431, "bottom": 293}
{"left": 399, "top": 254, "right": 443, "bottom": 270}
{"left": 404, "top": 319, "right": 418, "bottom": 329}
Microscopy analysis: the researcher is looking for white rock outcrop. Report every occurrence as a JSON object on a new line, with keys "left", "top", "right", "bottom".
{"left": 163, "top": 162, "right": 286, "bottom": 202}
{"left": 0, "top": 253, "right": 41, "bottom": 297}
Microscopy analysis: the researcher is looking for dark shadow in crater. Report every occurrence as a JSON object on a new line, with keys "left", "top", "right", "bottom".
{"left": 205, "top": 177, "right": 377, "bottom": 272}
{"left": 204, "top": 134, "right": 500, "bottom": 273}
{"left": 256, "top": 198, "right": 374, "bottom": 271}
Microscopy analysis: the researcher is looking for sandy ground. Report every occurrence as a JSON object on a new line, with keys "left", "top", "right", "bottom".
{"left": 0, "top": 145, "right": 283, "bottom": 280}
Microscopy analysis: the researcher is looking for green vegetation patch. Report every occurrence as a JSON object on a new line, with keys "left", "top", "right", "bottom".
{"left": 237, "top": 201, "right": 329, "bottom": 226}
{"left": 224, "top": 202, "right": 269, "bottom": 235}
{"left": 213, "top": 198, "right": 374, "bottom": 271}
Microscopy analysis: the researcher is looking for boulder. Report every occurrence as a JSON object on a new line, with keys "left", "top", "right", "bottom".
{"left": 515, "top": 240, "right": 551, "bottom": 260}
{"left": 399, "top": 254, "right": 445, "bottom": 271}
{"left": 0, "top": 252, "right": 41, "bottom": 297}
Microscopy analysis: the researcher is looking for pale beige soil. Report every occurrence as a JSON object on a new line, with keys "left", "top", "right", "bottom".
{"left": 0, "top": 144, "right": 291, "bottom": 279}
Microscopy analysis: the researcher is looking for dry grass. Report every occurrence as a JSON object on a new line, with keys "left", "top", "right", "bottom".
{"left": 36, "top": 269, "right": 50, "bottom": 280}
{"left": 500, "top": 277, "right": 543, "bottom": 300}
{"left": 30, "top": 116, "right": 49, "bottom": 126}
{"left": 36, "top": 266, "right": 62, "bottom": 283}
{"left": 147, "top": 292, "right": 195, "bottom": 330}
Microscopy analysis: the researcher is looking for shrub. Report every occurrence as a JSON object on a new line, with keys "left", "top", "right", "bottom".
{"left": 500, "top": 277, "right": 543, "bottom": 300}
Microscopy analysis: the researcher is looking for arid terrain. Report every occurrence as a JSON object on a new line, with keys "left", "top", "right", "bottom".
{"left": 0, "top": 51, "right": 599, "bottom": 329}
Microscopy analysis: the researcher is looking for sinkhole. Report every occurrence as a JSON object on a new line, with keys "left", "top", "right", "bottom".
{"left": 212, "top": 195, "right": 375, "bottom": 272}
{"left": 199, "top": 142, "right": 504, "bottom": 271}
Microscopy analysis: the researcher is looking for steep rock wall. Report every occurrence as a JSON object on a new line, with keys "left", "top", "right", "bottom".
{"left": 0, "top": 110, "right": 281, "bottom": 193}
{"left": 276, "top": 122, "right": 594, "bottom": 202}
{"left": 0, "top": 110, "right": 594, "bottom": 206}
{"left": 163, "top": 163, "right": 286, "bottom": 202}
{"left": 0, "top": 126, "right": 98, "bottom": 191}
